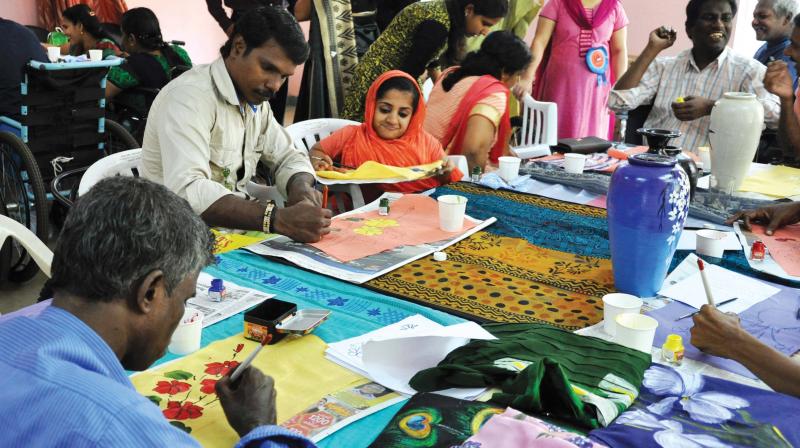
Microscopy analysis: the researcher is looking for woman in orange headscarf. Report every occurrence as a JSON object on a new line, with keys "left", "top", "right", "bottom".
{"left": 309, "top": 70, "right": 461, "bottom": 194}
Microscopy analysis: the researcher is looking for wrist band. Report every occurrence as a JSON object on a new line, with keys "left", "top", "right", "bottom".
{"left": 262, "top": 201, "right": 276, "bottom": 233}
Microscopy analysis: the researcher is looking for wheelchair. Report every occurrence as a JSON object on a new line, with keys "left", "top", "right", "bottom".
{"left": 107, "top": 41, "right": 191, "bottom": 145}
{"left": 0, "top": 58, "right": 138, "bottom": 284}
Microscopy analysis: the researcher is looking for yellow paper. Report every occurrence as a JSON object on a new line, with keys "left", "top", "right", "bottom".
{"left": 316, "top": 160, "right": 443, "bottom": 181}
{"left": 131, "top": 334, "right": 365, "bottom": 447}
{"left": 212, "top": 229, "right": 271, "bottom": 254}
{"left": 738, "top": 165, "right": 800, "bottom": 198}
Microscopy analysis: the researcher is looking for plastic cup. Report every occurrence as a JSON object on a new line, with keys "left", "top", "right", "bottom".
{"left": 47, "top": 46, "right": 61, "bottom": 63}
{"left": 438, "top": 195, "right": 468, "bottom": 232}
{"left": 88, "top": 49, "right": 103, "bottom": 62}
{"left": 602, "top": 293, "right": 643, "bottom": 336}
{"left": 168, "top": 308, "right": 203, "bottom": 355}
{"left": 447, "top": 155, "right": 469, "bottom": 182}
{"left": 498, "top": 156, "right": 521, "bottom": 182}
{"left": 563, "top": 153, "right": 587, "bottom": 174}
{"left": 696, "top": 229, "right": 726, "bottom": 259}
{"left": 614, "top": 313, "right": 659, "bottom": 353}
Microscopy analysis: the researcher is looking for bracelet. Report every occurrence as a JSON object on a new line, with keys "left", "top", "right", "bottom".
{"left": 262, "top": 201, "right": 276, "bottom": 234}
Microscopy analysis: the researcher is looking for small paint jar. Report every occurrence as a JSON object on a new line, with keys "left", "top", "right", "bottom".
{"left": 208, "top": 278, "right": 226, "bottom": 302}
{"left": 661, "top": 334, "right": 684, "bottom": 366}
{"left": 378, "top": 198, "right": 390, "bottom": 216}
{"left": 471, "top": 166, "right": 482, "bottom": 183}
{"left": 750, "top": 240, "right": 766, "bottom": 261}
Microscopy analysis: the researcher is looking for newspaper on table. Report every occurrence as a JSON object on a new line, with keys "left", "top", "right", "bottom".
{"left": 245, "top": 193, "right": 496, "bottom": 284}
{"left": 281, "top": 380, "right": 405, "bottom": 442}
{"left": 189, "top": 272, "right": 273, "bottom": 327}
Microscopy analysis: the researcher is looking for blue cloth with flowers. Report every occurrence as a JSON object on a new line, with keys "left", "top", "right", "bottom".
{"left": 588, "top": 365, "right": 800, "bottom": 447}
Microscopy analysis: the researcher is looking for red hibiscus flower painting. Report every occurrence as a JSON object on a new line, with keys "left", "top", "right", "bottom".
{"left": 204, "top": 360, "right": 240, "bottom": 376}
{"left": 163, "top": 401, "right": 204, "bottom": 420}
{"left": 153, "top": 380, "right": 192, "bottom": 395}
{"left": 235, "top": 343, "right": 244, "bottom": 353}
{"left": 200, "top": 378, "right": 218, "bottom": 395}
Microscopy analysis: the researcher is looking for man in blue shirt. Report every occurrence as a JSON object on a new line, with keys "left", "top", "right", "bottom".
{"left": 0, "top": 177, "right": 314, "bottom": 447}
{"left": 0, "top": 17, "right": 48, "bottom": 120}
{"left": 753, "top": 0, "right": 799, "bottom": 89}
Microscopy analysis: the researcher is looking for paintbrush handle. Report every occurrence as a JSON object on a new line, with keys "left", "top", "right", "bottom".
{"left": 699, "top": 268, "right": 716, "bottom": 306}
{"left": 230, "top": 343, "right": 263, "bottom": 383}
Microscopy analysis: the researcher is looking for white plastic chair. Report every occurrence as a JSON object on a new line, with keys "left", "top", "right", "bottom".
{"left": 78, "top": 148, "right": 283, "bottom": 205}
{"left": 0, "top": 214, "right": 53, "bottom": 278}
{"left": 512, "top": 95, "right": 558, "bottom": 159}
{"left": 285, "top": 118, "right": 364, "bottom": 213}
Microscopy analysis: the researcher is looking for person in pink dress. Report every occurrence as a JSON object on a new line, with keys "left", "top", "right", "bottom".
{"left": 518, "top": 0, "right": 628, "bottom": 139}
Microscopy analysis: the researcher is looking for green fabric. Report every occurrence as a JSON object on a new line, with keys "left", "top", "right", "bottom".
{"left": 107, "top": 45, "right": 192, "bottom": 89}
{"left": 409, "top": 323, "right": 651, "bottom": 429}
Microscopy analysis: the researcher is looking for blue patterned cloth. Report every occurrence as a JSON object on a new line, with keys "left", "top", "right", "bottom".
{"left": 153, "top": 250, "right": 467, "bottom": 447}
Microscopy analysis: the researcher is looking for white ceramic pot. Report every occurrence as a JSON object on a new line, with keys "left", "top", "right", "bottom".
{"left": 708, "top": 92, "right": 764, "bottom": 194}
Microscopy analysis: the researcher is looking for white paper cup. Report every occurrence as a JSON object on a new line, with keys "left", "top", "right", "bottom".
{"left": 168, "top": 308, "right": 203, "bottom": 355}
{"left": 438, "top": 195, "right": 467, "bottom": 232}
{"left": 88, "top": 49, "right": 103, "bottom": 62}
{"left": 614, "top": 313, "right": 659, "bottom": 353}
{"left": 563, "top": 153, "right": 587, "bottom": 174}
{"left": 447, "top": 155, "right": 469, "bottom": 182}
{"left": 47, "top": 46, "right": 61, "bottom": 63}
{"left": 602, "top": 293, "right": 643, "bottom": 336}
{"left": 498, "top": 156, "right": 522, "bottom": 182}
{"left": 696, "top": 229, "right": 726, "bottom": 259}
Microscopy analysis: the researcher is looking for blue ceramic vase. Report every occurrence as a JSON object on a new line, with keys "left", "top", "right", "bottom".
{"left": 607, "top": 154, "right": 690, "bottom": 297}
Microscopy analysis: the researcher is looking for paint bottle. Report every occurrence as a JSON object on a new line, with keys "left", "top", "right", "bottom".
{"left": 378, "top": 198, "right": 390, "bottom": 216}
{"left": 471, "top": 166, "right": 482, "bottom": 183}
{"left": 750, "top": 240, "right": 766, "bottom": 261}
{"left": 209, "top": 278, "right": 226, "bottom": 302}
{"left": 661, "top": 334, "right": 684, "bottom": 365}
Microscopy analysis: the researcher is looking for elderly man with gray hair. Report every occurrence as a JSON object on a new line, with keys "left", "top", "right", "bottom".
{"left": 0, "top": 177, "right": 314, "bottom": 447}
{"left": 753, "top": 0, "right": 799, "bottom": 88}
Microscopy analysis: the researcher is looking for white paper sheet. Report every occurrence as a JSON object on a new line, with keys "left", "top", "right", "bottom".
{"left": 657, "top": 261, "right": 780, "bottom": 314}
{"left": 676, "top": 230, "right": 742, "bottom": 251}
{"left": 189, "top": 273, "right": 273, "bottom": 327}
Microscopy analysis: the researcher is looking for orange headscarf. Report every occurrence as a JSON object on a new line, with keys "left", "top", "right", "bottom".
{"left": 321, "top": 70, "right": 461, "bottom": 193}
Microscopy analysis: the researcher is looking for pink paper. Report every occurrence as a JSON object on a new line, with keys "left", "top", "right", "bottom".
{"left": 749, "top": 224, "right": 800, "bottom": 276}
{"left": 586, "top": 195, "right": 608, "bottom": 209}
{"left": 310, "top": 195, "right": 477, "bottom": 262}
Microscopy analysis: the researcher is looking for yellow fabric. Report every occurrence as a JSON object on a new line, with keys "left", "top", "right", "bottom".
{"left": 131, "top": 334, "right": 365, "bottom": 447}
{"left": 316, "top": 160, "right": 443, "bottom": 181}
{"left": 738, "top": 165, "right": 800, "bottom": 197}
{"left": 470, "top": 103, "right": 503, "bottom": 128}
{"left": 212, "top": 229, "right": 270, "bottom": 254}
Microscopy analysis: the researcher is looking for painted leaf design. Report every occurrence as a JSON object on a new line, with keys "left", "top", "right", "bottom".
{"left": 170, "top": 421, "right": 192, "bottom": 434}
{"left": 164, "top": 370, "right": 194, "bottom": 380}
{"left": 147, "top": 395, "right": 162, "bottom": 406}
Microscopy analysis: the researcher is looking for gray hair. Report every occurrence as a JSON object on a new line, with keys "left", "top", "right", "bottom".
{"left": 768, "top": 0, "right": 799, "bottom": 19}
{"left": 50, "top": 176, "right": 215, "bottom": 301}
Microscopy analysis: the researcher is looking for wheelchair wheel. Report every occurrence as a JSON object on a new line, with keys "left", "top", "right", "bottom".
{"left": 0, "top": 198, "right": 10, "bottom": 286}
{"left": 0, "top": 131, "right": 48, "bottom": 283}
{"left": 103, "top": 119, "right": 139, "bottom": 156}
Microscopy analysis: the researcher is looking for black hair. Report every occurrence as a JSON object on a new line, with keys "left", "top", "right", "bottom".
{"left": 444, "top": 0, "right": 509, "bottom": 66}
{"left": 794, "top": 12, "right": 800, "bottom": 27}
{"left": 442, "top": 30, "right": 531, "bottom": 92}
{"left": 62, "top": 4, "right": 110, "bottom": 41}
{"left": 121, "top": 7, "right": 164, "bottom": 51}
{"left": 219, "top": 6, "right": 309, "bottom": 65}
{"left": 376, "top": 76, "right": 421, "bottom": 112}
{"left": 685, "top": 0, "right": 738, "bottom": 28}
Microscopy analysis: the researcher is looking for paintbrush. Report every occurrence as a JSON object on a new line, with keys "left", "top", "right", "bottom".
{"left": 229, "top": 333, "right": 272, "bottom": 383}
{"left": 310, "top": 156, "right": 356, "bottom": 170}
{"left": 697, "top": 258, "right": 716, "bottom": 306}
{"left": 675, "top": 297, "right": 738, "bottom": 321}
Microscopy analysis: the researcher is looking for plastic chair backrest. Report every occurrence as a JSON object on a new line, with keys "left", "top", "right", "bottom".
{"left": 78, "top": 148, "right": 142, "bottom": 196}
{"left": 0, "top": 215, "right": 53, "bottom": 277}
{"left": 285, "top": 118, "right": 360, "bottom": 152}
{"left": 513, "top": 95, "right": 558, "bottom": 157}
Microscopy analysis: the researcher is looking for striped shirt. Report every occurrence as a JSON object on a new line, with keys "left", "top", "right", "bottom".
{"left": 609, "top": 48, "right": 780, "bottom": 152}
{"left": 0, "top": 305, "right": 314, "bottom": 448}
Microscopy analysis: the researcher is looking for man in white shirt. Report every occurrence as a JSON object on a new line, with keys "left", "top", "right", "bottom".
{"left": 609, "top": 0, "right": 780, "bottom": 152}
{"left": 142, "top": 7, "right": 330, "bottom": 242}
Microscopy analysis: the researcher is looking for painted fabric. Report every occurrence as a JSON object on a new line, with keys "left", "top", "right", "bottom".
{"left": 588, "top": 364, "right": 800, "bottom": 448}
{"left": 318, "top": 70, "right": 460, "bottom": 193}
{"left": 367, "top": 183, "right": 614, "bottom": 328}
{"left": 460, "top": 408, "right": 605, "bottom": 448}
{"left": 368, "top": 393, "right": 505, "bottom": 447}
{"left": 131, "top": 333, "right": 362, "bottom": 446}
{"left": 410, "top": 323, "right": 651, "bottom": 429}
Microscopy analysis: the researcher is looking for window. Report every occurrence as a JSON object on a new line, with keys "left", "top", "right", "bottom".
{"left": 731, "top": 0, "right": 762, "bottom": 56}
